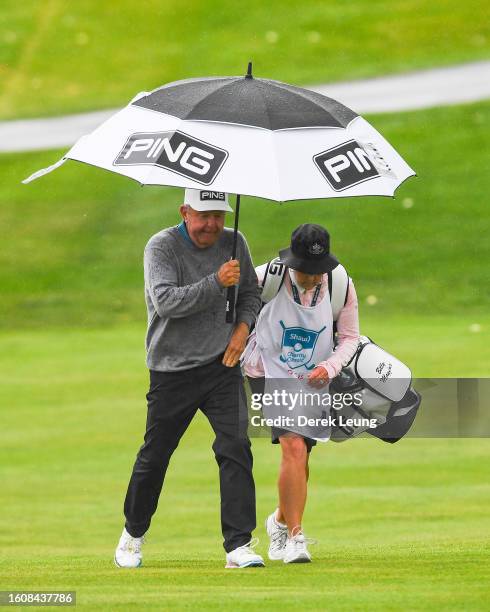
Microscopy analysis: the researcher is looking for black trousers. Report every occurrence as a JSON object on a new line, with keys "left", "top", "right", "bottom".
{"left": 123, "top": 356, "right": 256, "bottom": 552}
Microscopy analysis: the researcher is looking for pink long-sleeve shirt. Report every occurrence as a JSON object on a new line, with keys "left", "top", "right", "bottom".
{"left": 243, "top": 267, "right": 360, "bottom": 380}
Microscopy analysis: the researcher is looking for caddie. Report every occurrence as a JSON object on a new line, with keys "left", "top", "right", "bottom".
{"left": 114, "top": 188, "right": 264, "bottom": 569}
{"left": 243, "top": 223, "right": 360, "bottom": 563}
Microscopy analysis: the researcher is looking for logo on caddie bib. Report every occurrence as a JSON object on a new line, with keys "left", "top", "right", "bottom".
{"left": 278, "top": 321, "right": 326, "bottom": 370}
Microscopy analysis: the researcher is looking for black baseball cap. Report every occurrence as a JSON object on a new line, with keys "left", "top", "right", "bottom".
{"left": 279, "top": 224, "right": 339, "bottom": 274}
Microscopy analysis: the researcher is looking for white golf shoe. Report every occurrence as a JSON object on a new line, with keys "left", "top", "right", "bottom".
{"left": 225, "top": 539, "right": 265, "bottom": 568}
{"left": 265, "top": 510, "right": 288, "bottom": 560}
{"left": 114, "top": 527, "right": 145, "bottom": 568}
{"left": 283, "top": 532, "right": 312, "bottom": 564}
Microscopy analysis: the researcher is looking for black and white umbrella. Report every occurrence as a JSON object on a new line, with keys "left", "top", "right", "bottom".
{"left": 24, "top": 63, "right": 415, "bottom": 320}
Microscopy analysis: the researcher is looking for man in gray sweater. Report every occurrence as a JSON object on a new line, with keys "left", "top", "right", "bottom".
{"left": 114, "top": 189, "right": 264, "bottom": 569}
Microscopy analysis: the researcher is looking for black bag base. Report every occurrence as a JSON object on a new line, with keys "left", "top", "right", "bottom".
{"left": 369, "top": 388, "right": 421, "bottom": 444}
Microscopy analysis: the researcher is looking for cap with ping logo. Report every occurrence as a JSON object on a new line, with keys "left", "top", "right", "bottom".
{"left": 184, "top": 189, "right": 233, "bottom": 212}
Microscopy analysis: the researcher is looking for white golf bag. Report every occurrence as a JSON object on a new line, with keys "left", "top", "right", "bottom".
{"left": 329, "top": 336, "right": 421, "bottom": 443}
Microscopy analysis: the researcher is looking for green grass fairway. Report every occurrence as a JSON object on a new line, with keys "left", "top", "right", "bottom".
{"left": 1, "top": 327, "right": 489, "bottom": 610}
{"left": 1, "top": 0, "right": 489, "bottom": 119}
{"left": 2, "top": 4, "right": 490, "bottom": 609}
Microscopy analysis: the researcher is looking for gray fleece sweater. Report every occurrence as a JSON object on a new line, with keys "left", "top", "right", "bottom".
{"left": 144, "top": 223, "right": 261, "bottom": 371}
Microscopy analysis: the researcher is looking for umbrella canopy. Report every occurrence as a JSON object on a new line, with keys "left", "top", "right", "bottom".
{"left": 131, "top": 73, "right": 358, "bottom": 130}
{"left": 24, "top": 65, "right": 414, "bottom": 201}
{"left": 23, "top": 63, "right": 415, "bottom": 322}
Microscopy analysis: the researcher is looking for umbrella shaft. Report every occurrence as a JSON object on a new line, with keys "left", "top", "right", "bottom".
{"left": 226, "top": 194, "right": 241, "bottom": 323}
{"left": 231, "top": 193, "right": 241, "bottom": 258}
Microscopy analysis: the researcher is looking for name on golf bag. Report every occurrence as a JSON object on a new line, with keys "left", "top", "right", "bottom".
{"left": 313, "top": 139, "right": 380, "bottom": 191}
{"left": 113, "top": 131, "right": 228, "bottom": 185}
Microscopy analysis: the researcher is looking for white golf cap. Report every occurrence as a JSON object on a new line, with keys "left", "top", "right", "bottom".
{"left": 184, "top": 189, "right": 233, "bottom": 212}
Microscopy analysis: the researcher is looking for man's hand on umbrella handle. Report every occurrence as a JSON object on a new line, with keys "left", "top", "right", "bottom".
{"left": 223, "top": 322, "right": 249, "bottom": 367}
{"left": 307, "top": 366, "right": 329, "bottom": 388}
{"left": 218, "top": 259, "right": 240, "bottom": 287}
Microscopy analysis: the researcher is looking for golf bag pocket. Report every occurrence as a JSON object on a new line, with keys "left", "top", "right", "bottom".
{"left": 329, "top": 387, "right": 392, "bottom": 442}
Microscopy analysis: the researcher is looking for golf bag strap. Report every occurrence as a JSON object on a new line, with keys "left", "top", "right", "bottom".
{"left": 329, "top": 264, "right": 349, "bottom": 323}
{"left": 258, "top": 257, "right": 287, "bottom": 303}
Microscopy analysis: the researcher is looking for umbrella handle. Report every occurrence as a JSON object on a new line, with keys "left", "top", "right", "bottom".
{"left": 225, "top": 286, "right": 236, "bottom": 323}
{"left": 225, "top": 194, "right": 241, "bottom": 324}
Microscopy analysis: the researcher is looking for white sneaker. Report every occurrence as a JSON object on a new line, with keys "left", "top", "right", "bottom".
{"left": 225, "top": 538, "right": 265, "bottom": 568}
{"left": 283, "top": 532, "right": 312, "bottom": 564}
{"left": 265, "top": 510, "right": 288, "bottom": 560}
{"left": 114, "top": 528, "right": 145, "bottom": 568}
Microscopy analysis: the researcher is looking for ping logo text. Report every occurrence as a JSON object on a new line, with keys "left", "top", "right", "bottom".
{"left": 313, "top": 140, "right": 380, "bottom": 191}
{"left": 114, "top": 131, "right": 228, "bottom": 185}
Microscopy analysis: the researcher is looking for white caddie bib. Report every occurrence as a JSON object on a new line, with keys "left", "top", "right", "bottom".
{"left": 255, "top": 278, "right": 334, "bottom": 440}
